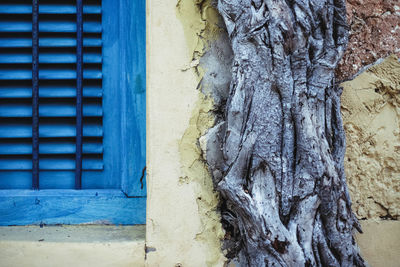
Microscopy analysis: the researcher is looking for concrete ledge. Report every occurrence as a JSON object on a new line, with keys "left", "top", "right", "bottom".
{"left": 0, "top": 225, "right": 145, "bottom": 267}
{"left": 356, "top": 220, "right": 400, "bottom": 267}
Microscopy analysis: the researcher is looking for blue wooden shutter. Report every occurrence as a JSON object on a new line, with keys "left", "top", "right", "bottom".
{"left": 0, "top": 0, "right": 104, "bottom": 189}
{"left": 0, "top": 0, "right": 146, "bottom": 225}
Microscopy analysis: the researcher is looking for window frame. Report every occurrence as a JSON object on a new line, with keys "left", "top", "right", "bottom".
{"left": 0, "top": 0, "right": 146, "bottom": 226}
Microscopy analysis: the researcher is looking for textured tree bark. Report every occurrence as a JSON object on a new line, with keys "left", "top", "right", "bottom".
{"left": 206, "top": 0, "right": 366, "bottom": 266}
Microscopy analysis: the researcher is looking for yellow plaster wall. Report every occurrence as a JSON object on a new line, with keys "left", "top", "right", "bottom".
{"left": 341, "top": 55, "right": 400, "bottom": 220}
{"left": 357, "top": 220, "right": 400, "bottom": 267}
{"left": 146, "top": 0, "right": 225, "bottom": 266}
{"left": 340, "top": 55, "right": 400, "bottom": 266}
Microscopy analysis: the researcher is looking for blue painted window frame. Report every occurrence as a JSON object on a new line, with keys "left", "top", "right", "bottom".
{"left": 0, "top": 0, "right": 146, "bottom": 226}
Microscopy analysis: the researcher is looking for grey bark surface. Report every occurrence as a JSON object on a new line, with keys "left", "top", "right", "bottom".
{"left": 204, "top": 0, "right": 366, "bottom": 266}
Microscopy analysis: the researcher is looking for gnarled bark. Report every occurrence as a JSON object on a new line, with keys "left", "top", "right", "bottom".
{"left": 205, "top": 0, "right": 366, "bottom": 266}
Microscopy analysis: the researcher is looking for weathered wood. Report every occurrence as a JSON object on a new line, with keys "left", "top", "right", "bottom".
{"left": 206, "top": 0, "right": 366, "bottom": 266}
{"left": 0, "top": 189, "right": 146, "bottom": 225}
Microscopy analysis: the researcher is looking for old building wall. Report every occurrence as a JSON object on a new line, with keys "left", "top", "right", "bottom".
{"left": 335, "top": 2, "right": 400, "bottom": 265}
{"left": 340, "top": 56, "right": 400, "bottom": 266}
{"left": 146, "top": 0, "right": 399, "bottom": 266}
{"left": 337, "top": 0, "right": 400, "bottom": 80}
{"left": 2, "top": 1, "right": 397, "bottom": 266}
{"left": 146, "top": 0, "right": 226, "bottom": 266}
{"left": 341, "top": 55, "right": 400, "bottom": 220}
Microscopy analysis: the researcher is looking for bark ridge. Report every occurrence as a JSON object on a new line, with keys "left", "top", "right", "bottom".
{"left": 204, "top": 0, "right": 366, "bottom": 266}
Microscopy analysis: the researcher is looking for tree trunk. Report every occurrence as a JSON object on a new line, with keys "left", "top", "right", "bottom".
{"left": 205, "top": 0, "right": 366, "bottom": 266}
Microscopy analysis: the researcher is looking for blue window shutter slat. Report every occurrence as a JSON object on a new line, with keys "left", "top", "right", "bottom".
{"left": 0, "top": 102, "right": 102, "bottom": 117}
{"left": 0, "top": 85, "right": 103, "bottom": 98}
{"left": 0, "top": 37, "right": 102, "bottom": 48}
{"left": 0, "top": 21, "right": 102, "bottom": 33}
{"left": 0, "top": 140, "right": 103, "bottom": 155}
{"left": 0, "top": 157, "right": 103, "bottom": 171}
{"left": 0, "top": 172, "right": 115, "bottom": 190}
{"left": 0, "top": 4, "right": 101, "bottom": 14}
{"left": 0, "top": 53, "right": 102, "bottom": 64}
{"left": 0, "top": 121, "right": 103, "bottom": 138}
{"left": 0, "top": 69, "right": 102, "bottom": 80}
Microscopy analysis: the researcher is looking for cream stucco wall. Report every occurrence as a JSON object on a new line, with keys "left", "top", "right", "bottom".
{"left": 145, "top": 0, "right": 225, "bottom": 266}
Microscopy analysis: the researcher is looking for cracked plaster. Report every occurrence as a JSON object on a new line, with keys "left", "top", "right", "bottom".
{"left": 341, "top": 55, "right": 400, "bottom": 220}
